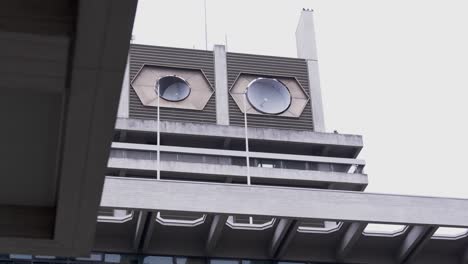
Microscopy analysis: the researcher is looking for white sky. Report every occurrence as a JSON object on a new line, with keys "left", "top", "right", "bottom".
{"left": 132, "top": 0, "right": 468, "bottom": 199}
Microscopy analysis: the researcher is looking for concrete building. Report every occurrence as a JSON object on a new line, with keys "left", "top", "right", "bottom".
{"left": 1, "top": 4, "right": 468, "bottom": 264}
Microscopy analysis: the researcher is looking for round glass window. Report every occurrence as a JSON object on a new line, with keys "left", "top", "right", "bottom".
{"left": 246, "top": 78, "right": 291, "bottom": 114}
{"left": 156, "top": 76, "right": 191, "bottom": 102}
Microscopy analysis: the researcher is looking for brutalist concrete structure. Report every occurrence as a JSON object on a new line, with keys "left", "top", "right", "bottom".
{"left": 93, "top": 10, "right": 468, "bottom": 264}
{"left": 2, "top": 7, "right": 468, "bottom": 264}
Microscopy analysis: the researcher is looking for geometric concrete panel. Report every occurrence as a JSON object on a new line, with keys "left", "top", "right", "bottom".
{"left": 131, "top": 65, "right": 214, "bottom": 110}
{"left": 230, "top": 73, "right": 309, "bottom": 117}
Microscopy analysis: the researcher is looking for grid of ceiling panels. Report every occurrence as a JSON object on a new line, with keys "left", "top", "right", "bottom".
{"left": 92, "top": 210, "right": 468, "bottom": 264}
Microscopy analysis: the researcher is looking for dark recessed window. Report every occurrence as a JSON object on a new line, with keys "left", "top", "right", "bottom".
{"left": 156, "top": 76, "right": 191, "bottom": 102}
{"left": 246, "top": 78, "right": 291, "bottom": 114}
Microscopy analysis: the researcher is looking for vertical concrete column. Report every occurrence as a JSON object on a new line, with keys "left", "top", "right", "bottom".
{"left": 296, "top": 9, "right": 325, "bottom": 132}
{"left": 117, "top": 56, "right": 130, "bottom": 118}
{"left": 214, "top": 45, "right": 230, "bottom": 125}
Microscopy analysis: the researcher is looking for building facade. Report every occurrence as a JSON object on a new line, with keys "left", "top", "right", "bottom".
{"left": 93, "top": 10, "right": 467, "bottom": 264}
{"left": 2, "top": 8, "right": 468, "bottom": 264}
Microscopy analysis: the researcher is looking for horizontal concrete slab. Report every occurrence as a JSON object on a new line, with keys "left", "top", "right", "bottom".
{"left": 101, "top": 178, "right": 468, "bottom": 228}
{"left": 111, "top": 142, "right": 365, "bottom": 166}
{"left": 107, "top": 157, "right": 368, "bottom": 191}
{"left": 115, "top": 118, "right": 363, "bottom": 149}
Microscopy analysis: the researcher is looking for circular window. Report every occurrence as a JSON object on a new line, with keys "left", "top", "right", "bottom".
{"left": 246, "top": 78, "right": 291, "bottom": 114}
{"left": 156, "top": 76, "right": 191, "bottom": 102}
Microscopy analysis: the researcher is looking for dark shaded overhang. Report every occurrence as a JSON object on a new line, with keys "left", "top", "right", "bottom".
{"left": 97, "top": 178, "right": 468, "bottom": 264}
{"left": 0, "top": 0, "right": 137, "bottom": 256}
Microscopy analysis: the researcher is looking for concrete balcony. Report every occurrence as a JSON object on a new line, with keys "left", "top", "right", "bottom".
{"left": 114, "top": 118, "right": 364, "bottom": 158}
{"left": 107, "top": 142, "right": 367, "bottom": 191}
{"left": 99, "top": 118, "right": 374, "bottom": 261}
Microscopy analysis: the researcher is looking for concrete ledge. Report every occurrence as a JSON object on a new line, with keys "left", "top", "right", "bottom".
{"left": 111, "top": 142, "right": 365, "bottom": 166}
{"left": 107, "top": 158, "right": 368, "bottom": 191}
{"left": 115, "top": 118, "right": 363, "bottom": 149}
{"left": 101, "top": 178, "right": 468, "bottom": 227}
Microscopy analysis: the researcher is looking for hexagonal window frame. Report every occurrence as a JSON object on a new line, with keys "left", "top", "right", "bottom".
{"left": 229, "top": 73, "right": 310, "bottom": 117}
{"left": 131, "top": 65, "right": 214, "bottom": 111}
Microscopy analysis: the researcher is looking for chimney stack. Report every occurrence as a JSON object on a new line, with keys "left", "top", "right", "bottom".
{"left": 295, "top": 9, "right": 326, "bottom": 132}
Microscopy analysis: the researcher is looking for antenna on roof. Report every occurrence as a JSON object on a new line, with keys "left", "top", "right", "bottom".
{"left": 204, "top": 0, "right": 208, "bottom": 50}
{"left": 225, "top": 34, "right": 228, "bottom": 51}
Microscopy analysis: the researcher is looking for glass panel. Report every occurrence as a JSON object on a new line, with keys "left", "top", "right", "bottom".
{"left": 242, "top": 260, "right": 272, "bottom": 264}
{"left": 364, "top": 223, "right": 407, "bottom": 236}
{"left": 9, "top": 255, "right": 32, "bottom": 260}
{"left": 76, "top": 254, "right": 103, "bottom": 261}
{"left": 211, "top": 260, "right": 239, "bottom": 264}
{"left": 247, "top": 78, "right": 291, "bottom": 114}
{"left": 144, "top": 256, "right": 173, "bottom": 264}
{"left": 282, "top": 160, "right": 305, "bottom": 170}
{"left": 233, "top": 215, "right": 251, "bottom": 224}
{"left": 257, "top": 159, "right": 279, "bottom": 168}
{"left": 299, "top": 220, "right": 325, "bottom": 228}
{"left": 104, "top": 254, "right": 122, "bottom": 263}
{"left": 159, "top": 212, "right": 205, "bottom": 221}
{"left": 35, "top": 256, "right": 56, "bottom": 259}
{"left": 157, "top": 76, "right": 191, "bottom": 102}
{"left": 178, "top": 258, "right": 206, "bottom": 264}
{"left": 119, "top": 255, "right": 141, "bottom": 264}
{"left": 433, "top": 227, "right": 468, "bottom": 238}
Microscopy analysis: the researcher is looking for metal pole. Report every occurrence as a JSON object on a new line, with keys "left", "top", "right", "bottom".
{"left": 204, "top": 0, "right": 208, "bottom": 50}
{"left": 244, "top": 92, "right": 252, "bottom": 224}
{"left": 157, "top": 84, "right": 161, "bottom": 180}
{"left": 243, "top": 92, "right": 251, "bottom": 185}
{"left": 225, "top": 34, "right": 228, "bottom": 51}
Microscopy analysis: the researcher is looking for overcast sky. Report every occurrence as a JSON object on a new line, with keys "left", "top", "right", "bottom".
{"left": 132, "top": 0, "right": 468, "bottom": 199}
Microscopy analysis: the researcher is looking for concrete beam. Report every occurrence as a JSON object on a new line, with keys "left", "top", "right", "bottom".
{"left": 114, "top": 118, "right": 363, "bottom": 149}
{"left": 336, "top": 223, "right": 367, "bottom": 261}
{"left": 206, "top": 215, "right": 228, "bottom": 254}
{"left": 53, "top": 0, "right": 138, "bottom": 255}
{"left": 132, "top": 211, "right": 148, "bottom": 251}
{"left": 269, "top": 219, "right": 299, "bottom": 258}
{"left": 397, "top": 226, "right": 437, "bottom": 264}
{"left": 270, "top": 219, "right": 292, "bottom": 257}
{"left": 214, "top": 45, "right": 229, "bottom": 125}
{"left": 0, "top": 0, "right": 137, "bottom": 256}
{"left": 141, "top": 212, "right": 156, "bottom": 251}
{"left": 101, "top": 178, "right": 468, "bottom": 227}
{"left": 117, "top": 57, "right": 130, "bottom": 118}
